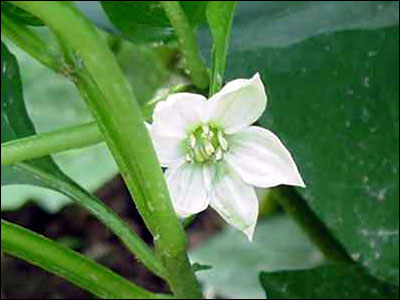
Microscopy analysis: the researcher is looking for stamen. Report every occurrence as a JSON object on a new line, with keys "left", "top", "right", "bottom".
{"left": 215, "top": 148, "right": 223, "bottom": 161}
{"left": 186, "top": 124, "right": 229, "bottom": 164}
{"left": 185, "top": 153, "right": 194, "bottom": 163}
{"left": 201, "top": 124, "right": 210, "bottom": 137}
{"left": 204, "top": 140, "right": 215, "bottom": 156}
{"left": 218, "top": 131, "right": 229, "bottom": 151}
{"left": 194, "top": 148, "right": 205, "bottom": 163}
{"left": 189, "top": 133, "right": 196, "bottom": 148}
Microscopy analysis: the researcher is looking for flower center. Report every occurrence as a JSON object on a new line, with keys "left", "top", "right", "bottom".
{"left": 185, "top": 124, "right": 229, "bottom": 164}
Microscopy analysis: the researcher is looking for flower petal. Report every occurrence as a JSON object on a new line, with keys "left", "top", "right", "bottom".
{"left": 146, "top": 123, "right": 183, "bottom": 167}
{"left": 152, "top": 93, "right": 207, "bottom": 138}
{"left": 226, "top": 126, "right": 306, "bottom": 188}
{"left": 207, "top": 163, "right": 258, "bottom": 241}
{"left": 165, "top": 163, "right": 210, "bottom": 218}
{"left": 152, "top": 133, "right": 184, "bottom": 167}
{"left": 206, "top": 73, "right": 267, "bottom": 134}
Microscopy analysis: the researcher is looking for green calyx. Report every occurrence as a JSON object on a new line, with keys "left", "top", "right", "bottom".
{"left": 185, "top": 124, "right": 229, "bottom": 164}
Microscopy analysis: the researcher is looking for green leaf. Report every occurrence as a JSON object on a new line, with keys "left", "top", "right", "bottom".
{"left": 1, "top": 220, "right": 168, "bottom": 299}
{"left": 100, "top": 1, "right": 209, "bottom": 43}
{"left": 190, "top": 215, "right": 323, "bottom": 299}
{"left": 1, "top": 41, "right": 165, "bottom": 279}
{"left": 1, "top": 2, "right": 44, "bottom": 26}
{"left": 260, "top": 265, "right": 399, "bottom": 299}
{"left": 214, "top": 1, "right": 399, "bottom": 285}
{"left": 206, "top": 1, "right": 237, "bottom": 95}
{"left": 1, "top": 41, "right": 67, "bottom": 187}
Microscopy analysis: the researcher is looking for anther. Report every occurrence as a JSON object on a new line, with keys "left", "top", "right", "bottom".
{"left": 185, "top": 153, "right": 194, "bottom": 163}
{"left": 218, "top": 131, "right": 229, "bottom": 151}
{"left": 189, "top": 134, "right": 196, "bottom": 148}
{"left": 201, "top": 124, "right": 211, "bottom": 138}
{"left": 215, "top": 148, "right": 224, "bottom": 161}
{"left": 204, "top": 140, "right": 215, "bottom": 156}
{"left": 194, "top": 148, "right": 205, "bottom": 163}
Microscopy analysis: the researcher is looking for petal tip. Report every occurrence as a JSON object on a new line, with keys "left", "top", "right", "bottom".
{"left": 250, "top": 72, "right": 264, "bottom": 87}
{"left": 243, "top": 222, "right": 257, "bottom": 242}
{"left": 298, "top": 180, "right": 307, "bottom": 188}
{"left": 145, "top": 122, "right": 152, "bottom": 131}
{"left": 292, "top": 170, "right": 306, "bottom": 188}
{"left": 252, "top": 72, "right": 261, "bottom": 81}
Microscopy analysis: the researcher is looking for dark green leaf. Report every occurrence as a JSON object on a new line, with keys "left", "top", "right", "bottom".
{"left": 101, "top": 1, "right": 209, "bottom": 43}
{"left": 260, "top": 265, "right": 399, "bottom": 299}
{"left": 215, "top": 1, "right": 399, "bottom": 285}
{"left": 1, "top": 2, "right": 44, "bottom": 26}
{"left": 1, "top": 41, "right": 68, "bottom": 188}
{"left": 206, "top": 1, "right": 238, "bottom": 95}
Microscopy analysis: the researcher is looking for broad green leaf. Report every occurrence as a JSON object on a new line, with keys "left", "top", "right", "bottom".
{"left": 260, "top": 265, "right": 399, "bottom": 299}
{"left": 206, "top": 1, "right": 238, "bottom": 95}
{"left": 211, "top": 1, "right": 399, "bottom": 285}
{"left": 1, "top": 2, "right": 44, "bottom": 26}
{"left": 190, "top": 215, "right": 323, "bottom": 299}
{"left": 100, "top": 1, "right": 209, "bottom": 43}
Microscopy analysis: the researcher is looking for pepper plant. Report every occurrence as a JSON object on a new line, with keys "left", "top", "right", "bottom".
{"left": 1, "top": 1, "right": 399, "bottom": 299}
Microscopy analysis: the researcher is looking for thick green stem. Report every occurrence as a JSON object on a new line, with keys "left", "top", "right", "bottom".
{"left": 1, "top": 220, "right": 172, "bottom": 299}
{"left": 161, "top": 1, "right": 209, "bottom": 90}
{"left": 12, "top": 2, "right": 203, "bottom": 298}
{"left": 270, "top": 187, "right": 353, "bottom": 263}
{"left": 1, "top": 121, "right": 101, "bottom": 165}
{"left": 1, "top": 11, "right": 61, "bottom": 72}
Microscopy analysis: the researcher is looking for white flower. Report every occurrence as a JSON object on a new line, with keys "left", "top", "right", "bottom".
{"left": 148, "top": 73, "right": 305, "bottom": 241}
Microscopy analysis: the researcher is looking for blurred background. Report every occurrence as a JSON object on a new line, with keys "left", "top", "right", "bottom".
{"left": 1, "top": 1, "right": 399, "bottom": 299}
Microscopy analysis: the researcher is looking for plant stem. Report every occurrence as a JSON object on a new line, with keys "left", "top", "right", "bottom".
{"left": 206, "top": 1, "right": 238, "bottom": 96}
{"left": 270, "top": 187, "right": 353, "bottom": 263}
{"left": 12, "top": 2, "right": 203, "bottom": 298}
{"left": 1, "top": 121, "right": 101, "bottom": 165}
{"left": 1, "top": 220, "right": 172, "bottom": 299}
{"left": 161, "top": 1, "right": 209, "bottom": 90}
{"left": 1, "top": 11, "right": 61, "bottom": 72}
{"left": 13, "top": 161, "right": 166, "bottom": 279}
